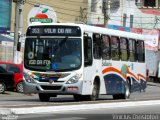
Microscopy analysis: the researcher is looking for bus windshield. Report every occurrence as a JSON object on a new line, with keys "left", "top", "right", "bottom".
{"left": 24, "top": 37, "right": 82, "bottom": 72}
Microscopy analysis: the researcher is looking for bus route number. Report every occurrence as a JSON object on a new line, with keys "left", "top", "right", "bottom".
{"left": 31, "top": 28, "right": 40, "bottom": 34}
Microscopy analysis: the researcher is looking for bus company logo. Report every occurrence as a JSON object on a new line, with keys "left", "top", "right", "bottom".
{"left": 49, "top": 79, "right": 54, "bottom": 84}
{"left": 30, "top": 8, "right": 53, "bottom": 23}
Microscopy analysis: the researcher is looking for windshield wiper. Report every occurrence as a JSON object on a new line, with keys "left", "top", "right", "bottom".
{"left": 59, "top": 36, "right": 68, "bottom": 47}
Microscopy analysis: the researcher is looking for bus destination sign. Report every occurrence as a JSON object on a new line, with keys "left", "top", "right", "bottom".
{"left": 27, "top": 26, "right": 81, "bottom": 36}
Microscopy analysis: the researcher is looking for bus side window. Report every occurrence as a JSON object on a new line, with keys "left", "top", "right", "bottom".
{"left": 102, "top": 35, "right": 111, "bottom": 60}
{"left": 93, "top": 33, "right": 101, "bottom": 59}
{"left": 137, "top": 40, "right": 145, "bottom": 62}
{"left": 120, "top": 37, "right": 128, "bottom": 61}
{"left": 84, "top": 36, "right": 93, "bottom": 66}
{"left": 111, "top": 36, "right": 120, "bottom": 60}
{"left": 129, "top": 39, "right": 136, "bottom": 62}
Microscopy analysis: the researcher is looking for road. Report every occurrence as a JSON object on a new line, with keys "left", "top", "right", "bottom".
{"left": 0, "top": 84, "right": 160, "bottom": 120}
{"left": 15, "top": 104, "right": 160, "bottom": 120}
{"left": 0, "top": 84, "right": 160, "bottom": 108}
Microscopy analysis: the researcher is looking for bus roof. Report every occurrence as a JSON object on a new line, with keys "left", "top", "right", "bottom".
{"left": 28, "top": 23, "right": 144, "bottom": 40}
{"left": 83, "top": 24, "right": 144, "bottom": 41}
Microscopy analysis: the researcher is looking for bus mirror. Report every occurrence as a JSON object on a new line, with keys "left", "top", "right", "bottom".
{"left": 17, "top": 42, "right": 21, "bottom": 51}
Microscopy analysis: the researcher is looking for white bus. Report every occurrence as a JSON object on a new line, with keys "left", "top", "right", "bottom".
{"left": 23, "top": 23, "right": 146, "bottom": 101}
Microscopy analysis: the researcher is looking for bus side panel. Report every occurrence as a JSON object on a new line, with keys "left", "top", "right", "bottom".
{"left": 82, "top": 60, "right": 106, "bottom": 95}
{"left": 82, "top": 66, "right": 95, "bottom": 95}
{"left": 130, "top": 77, "right": 141, "bottom": 92}
{"left": 102, "top": 62, "right": 147, "bottom": 95}
{"left": 103, "top": 73, "right": 125, "bottom": 94}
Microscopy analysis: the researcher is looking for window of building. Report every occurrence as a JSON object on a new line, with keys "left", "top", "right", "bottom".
{"left": 91, "top": 0, "right": 97, "bottom": 12}
{"left": 102, "top": 35, "right": 111, "bottom": 60}
{"left": 120, "top": 37, "right": 128, "bottom": 61}
{"left": 111, "top": 36, "right": 120, "bottom": 60}
{"left": 137, "top": 40, "right": 145, "bottom": 62}
{"left": 129, "top": 39, "right": 136, "bottom": 62}
{"left": 144, "top": 0, "right": 156, "bottom": 7}
{"left": 93, "top": 33, "right": 101, "bottom": 59}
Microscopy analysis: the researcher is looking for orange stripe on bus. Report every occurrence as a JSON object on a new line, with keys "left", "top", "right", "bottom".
{"left": 138, "top": 74, "right": 146, "bottom": 80}
{"left": 102, "top": 67, "right": 146, "bottom": 81}
{"left": 127, "top": 71, "right": 139, "bottom": 80}
{"left": 102, "top": 67, "right": 122, "bottom": 75}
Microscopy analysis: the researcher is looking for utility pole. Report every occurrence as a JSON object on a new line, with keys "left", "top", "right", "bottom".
{"left": 13, "top": 0, "right": 25, "bottom": 63}
{"left": 103, "top": 0, "right": 110, "bottom": 27}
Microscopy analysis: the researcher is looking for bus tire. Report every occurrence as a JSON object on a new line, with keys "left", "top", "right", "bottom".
{"left": 38, "top": 93, "right": 50, "bottom": 102}
{"left": 86, "top": 81, "right": 99, "bottom": 101}
{"left": 121, "top": 80, "right": 131, "bottom": 99}
{"left": 113, "top": 80, "right": 130, "bottom": 99}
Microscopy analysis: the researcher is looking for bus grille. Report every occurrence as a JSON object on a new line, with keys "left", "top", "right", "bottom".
{"left": 40, "top": 85, "right": 62, "bottom": 90}
{"left": 39, "top": 80, "right": 64, "bottom": 83}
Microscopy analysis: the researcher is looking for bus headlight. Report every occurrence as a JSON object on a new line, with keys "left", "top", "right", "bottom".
{"left": 66, "top": 73, "right": 82, "bottom": 84}
{"left": 23, "top": 73, "right": 36, "bottom": 83}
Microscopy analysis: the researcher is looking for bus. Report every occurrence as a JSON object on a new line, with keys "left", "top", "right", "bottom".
{"left": 23, "top": 23, "right": 146, "bottom": 101}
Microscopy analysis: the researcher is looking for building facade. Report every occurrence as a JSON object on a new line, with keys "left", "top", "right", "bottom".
{"left": 11, "top": 0, "right": 88, "bottom": 32}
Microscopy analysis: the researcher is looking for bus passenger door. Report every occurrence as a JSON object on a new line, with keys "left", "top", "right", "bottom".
{"left": 82, "top": 36, "right": 94, "bottom": 95}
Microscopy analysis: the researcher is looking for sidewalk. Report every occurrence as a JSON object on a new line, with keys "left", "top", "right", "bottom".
{"left": 147, "top": 82, "right": 160, "bottom": 87}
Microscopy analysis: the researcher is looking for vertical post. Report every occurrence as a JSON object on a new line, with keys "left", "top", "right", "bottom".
{"left": 121, "top": 0, "right": 124, "bottom": 26}
{"left": 130, "top": 14, "right": 134, "bottom": 28}
{"left": 103, "top": 0, "right": 107, "bottom": 27}
{"left": 13, "top": 0, "right": 25, "bottom": 63}
{"left": 103, "top": 0, "right": 110, "bottom": 27}
{"left": 123, "top": 13, "right": 127, "bottom": 27}
{"left": 87, "top": 0, "right": 92, "bottom": 24}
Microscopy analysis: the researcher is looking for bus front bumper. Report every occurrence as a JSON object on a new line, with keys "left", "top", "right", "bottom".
{"left": 22, "top": 80, "right": 82, "bottom": 95}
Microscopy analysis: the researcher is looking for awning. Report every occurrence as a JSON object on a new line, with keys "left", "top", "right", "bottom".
{"left": 140, "top": 9, "right": 160, "bottom": 16}
{"left": 0, "top": 34, "right": 14, "bottom": 42}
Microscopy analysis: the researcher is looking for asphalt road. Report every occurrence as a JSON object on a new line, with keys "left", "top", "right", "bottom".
{"left": 0, "top": 85, "right": 160, "bottom": 108}
{"left": 0, "top": 84, "right": 160, "bottom": 120}
{"left": 16, "top": 104, "right": 160, "bottom": 120}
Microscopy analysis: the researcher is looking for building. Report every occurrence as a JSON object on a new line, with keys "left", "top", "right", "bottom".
{"left": 10, "top": 0, "right": 88, "bottom": 32}
{"left": 136, "top": 0, "right": 160, "bottom": 8}
{"left": 3, "top": 0, "right": 160, "bottom": 76}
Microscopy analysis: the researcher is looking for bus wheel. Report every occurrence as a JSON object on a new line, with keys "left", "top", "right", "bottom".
{"left": 113, "top": 81, "right": 130, "bottom": 99}
{"left": 86, "top": 81, "right": 99, "bottom": 101}
{"left": 121, "top": 80, "right": 131, "bottom": 99}
{"left": 38, "top": 93, "right": 50, "bottom": 102}
{"left": 0, "top": 82, "right": 6, "bottom": 94}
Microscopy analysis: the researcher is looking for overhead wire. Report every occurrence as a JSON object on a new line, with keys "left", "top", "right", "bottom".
{"left": 27, "top": 0, "right": 160, "bottom": 19}
{"left": 25, "top": 0, "right": 160, "bottom": 25}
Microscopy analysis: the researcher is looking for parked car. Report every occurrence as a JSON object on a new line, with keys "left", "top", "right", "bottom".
{"left": 0, "top": 66, "right": 14, "bottom": 93}
{"left": 0, "top": 62, "right": 23, "bottom": 93}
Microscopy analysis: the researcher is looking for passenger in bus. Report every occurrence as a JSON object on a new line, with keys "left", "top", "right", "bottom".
{"left": 111, "top": 37, "right": 119, "bottom": 60}
{"left": 120, "top": 39, "right": 128, "bottom": 60}
{"left": 102, "top": 35, "right": 110, "bottom": 59}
